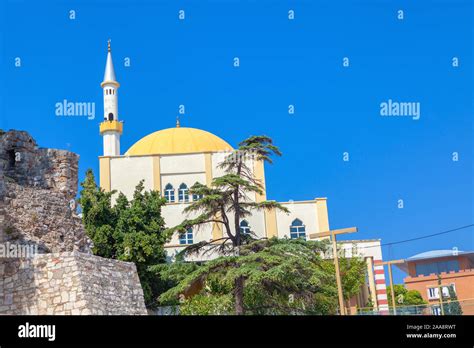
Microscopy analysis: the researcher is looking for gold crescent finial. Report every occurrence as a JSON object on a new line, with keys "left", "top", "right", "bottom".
{"left": 107, "top": 39, "right": 111, "bottom": 52}
{"left": 176, "top": 116, "right": 180, "bottom": 128}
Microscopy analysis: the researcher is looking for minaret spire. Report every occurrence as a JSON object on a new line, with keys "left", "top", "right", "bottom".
{"left": 99, "top": 40, "right": 122, "bottom": 157}
{"left": 102, "top": 40, "right": 117, "bottom": 84}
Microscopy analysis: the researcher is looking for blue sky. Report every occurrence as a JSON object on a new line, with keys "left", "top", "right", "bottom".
{"left": 1, "top": 0, "right": 473, "bottom": 283}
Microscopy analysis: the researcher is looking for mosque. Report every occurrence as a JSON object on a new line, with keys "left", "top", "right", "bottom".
{"left": 97, "top": 42, "right": 389, "bottom": 313}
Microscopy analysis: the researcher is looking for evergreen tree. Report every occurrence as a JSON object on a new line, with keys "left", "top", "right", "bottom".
{"left": 155, "top": 136, "right": 367, "bottom": 315}
{"left": 443, "top": 285, "right": 463, "bottom": 315}
{"left": 164, "top": 136, "right": 289, "bottom": 314}
{"left": 152, "top": 238, "right": 366, "bottom": 315}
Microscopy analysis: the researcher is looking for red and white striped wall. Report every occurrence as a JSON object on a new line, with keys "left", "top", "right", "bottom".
{"left": 374, "top": 260, "right": 389, "bottom": 314}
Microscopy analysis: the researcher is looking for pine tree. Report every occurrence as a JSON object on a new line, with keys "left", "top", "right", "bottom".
{"left": 163, "top": 136, "right": 289, "bottom": 314}
{"left": 152, "top": 238, "right": 367, "bottom": 315}
{"left": 155, "top": 136, "right": 367, "bottom": 315}
{"left": 443, "top": 285, "right": 463, "bottom": 315}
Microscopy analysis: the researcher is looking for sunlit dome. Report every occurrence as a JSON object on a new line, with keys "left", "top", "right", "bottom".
{"left": 124, "top": 127, "right": 233, "bottom": 156}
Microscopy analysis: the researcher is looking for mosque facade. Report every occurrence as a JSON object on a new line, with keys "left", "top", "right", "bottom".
{"left": 97, "top": 42, "right": 389, "bottom": 313}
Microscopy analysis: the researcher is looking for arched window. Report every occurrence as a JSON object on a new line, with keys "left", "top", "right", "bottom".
{"left": 108, "top": 113, "right": 114, "bottom": 121}
{"left": 178, "top": 183, "right": 189, "bottom": 202}
{"left": 240, "top": 220, "right": 250, "bottom": 235}
{"left": 290, "top": 219, "right": 306, "bottom": 240}
{"left": 192, "top": 182, "right": 204, "bottom": 201}
{"left": 164, "top": 184, "right": 175, "bottom": 202}
{"left": 179, "top": 227, "right": 193, "bottom": 245}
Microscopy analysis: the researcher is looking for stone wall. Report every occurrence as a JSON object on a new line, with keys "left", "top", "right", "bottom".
{"left": 0, "top": 130, "right": 148, "bottom": 315}
{"left": 0, "top": 252, "right": 147, "bottom": 315}
{"left": 0, "top": 130, "right": 90, "bottom": 253}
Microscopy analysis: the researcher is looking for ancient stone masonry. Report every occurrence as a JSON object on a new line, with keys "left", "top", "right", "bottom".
{"left": 0, "top": 130, "right": 89, "bottom": 252}
{"left": 0, "top": 130, "right": 147, "bottom": 315}
{"left": 0, "top": 252, "right": 146, "bottom": 315}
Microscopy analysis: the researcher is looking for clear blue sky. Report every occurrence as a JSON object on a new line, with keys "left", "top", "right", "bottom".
{"left": 1, "top": 0, "right": 473, "bottom": 283}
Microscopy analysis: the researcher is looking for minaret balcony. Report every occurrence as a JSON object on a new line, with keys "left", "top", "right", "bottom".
{"left": 100, "top": 120, "right": 123, "bottom": 135}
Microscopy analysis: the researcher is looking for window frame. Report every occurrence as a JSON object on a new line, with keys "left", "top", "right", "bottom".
{"left": 164, "top": 184, "right": 175, "bottom": 203}
{"left": 290, "top": 219, "right": 306, "bottom": 240}
{"left": 179, "top": 227, "right": 193, "bottom": 245}
{"left": 178, "top": 183, "right": 189, "bottom": 202}
{"left": 240, "top": 220, "right": 251, "bottom": 236}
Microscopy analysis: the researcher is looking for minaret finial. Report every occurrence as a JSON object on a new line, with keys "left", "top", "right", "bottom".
{"left": 107, "top": 39, "right": 111, "bottom": 52}
{"left": 176, "top": 116, "right": 180, "bottom": 128}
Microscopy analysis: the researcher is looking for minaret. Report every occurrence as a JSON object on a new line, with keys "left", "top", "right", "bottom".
{"left": 99, "top": 40, "right": 123, "bottom": 156}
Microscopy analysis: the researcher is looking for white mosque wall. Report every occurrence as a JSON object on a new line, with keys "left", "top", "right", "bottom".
{"left": 162, "top": 204, "right": 213, "bottom": 245}
{"left": 277, "top": 201, "right": 319, "bottom": 239}
{"left": 243, "top": 211, "right": 266, "bottom": 239}
{"left": 110, "top": 156, "right": 154, "bottom": 199}
{"left": 160, "top": 153, "right": 205, "bottom": 174}
{"left": 211, "top": 151, "right": 230, "bottom": 178}
{"left": 161, "top": 173, "right": 207, "bottom": 193}
{"left": 106, "top": 153, "right": 327, "bottom": 262}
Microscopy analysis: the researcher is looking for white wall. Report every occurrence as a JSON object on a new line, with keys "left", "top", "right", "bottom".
{"left": 211, "top": 151, "right": 231, "bottom": 178}
{"left": 162, "top": 203, "right": 213, "bottom": 245}
{"left": 110, "top": 156, "right": 154, "bottom": 199}
{"left": 276, "top": 201, "right": 319, "bottom": 239}
{"left": 160, "top": 153, "right": 205, "bottom": 174}
{"left": 241, "top": 211, "right": 266, "bottom": 239}
{"left": 108, "top": 152, "right": 328, "bottom": 262}
{"left": 160, "top": 173, "right": 206, "bottom": 195}
{"left": 340, "top": 240, "right": 383, "bottom": 260}
{"left": 103, "top": 132, "right": 120, "bottom": 157}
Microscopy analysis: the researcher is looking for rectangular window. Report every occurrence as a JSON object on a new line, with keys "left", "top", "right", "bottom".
{"left": 179, "top": 230, "right": 193, "bottom": 245}
{"left": 290, "top": 228, "right": 306, "bottom": 240}
{"left": 165, "top": 190, "right": 174, "bottom": 202}
{"left": 192, "top": 193, "right": 203, "bottom": 201}
{"left": 179, "top": 191, "right": 189, "bottom": 202}
{"left": 427, "top": 287, "right": 438, "bottom": 299}
{"left": 427, "top": 285, "right": 455, "bottom": 300}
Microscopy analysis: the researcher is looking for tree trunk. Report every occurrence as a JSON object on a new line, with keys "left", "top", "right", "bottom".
{"left": 234, "top": 276, "right": 245, "bottom": 315}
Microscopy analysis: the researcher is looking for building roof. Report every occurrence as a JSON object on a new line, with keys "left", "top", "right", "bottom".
{"left": 102, "top": 41, "right": 117, "bottom": 83}
{"left": 407, "top": 249, "right": 469, "bottom": 261}
{"left": 396, "top": 249, "right": 474, "bottom": 273}
{"left": 124, "top": 127, "right": 233, "bottom": 156}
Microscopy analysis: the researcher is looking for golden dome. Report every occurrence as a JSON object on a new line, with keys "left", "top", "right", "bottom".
{"left": 124, "top": 127, "right": 233, "bottom": 156}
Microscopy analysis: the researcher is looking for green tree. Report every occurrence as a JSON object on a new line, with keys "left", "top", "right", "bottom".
{"left": 387, "top": 284, "right": 426, "bottom": 313}
{"left": 79, "top": 169, "right": 170, "bottom": 306}
{"left": 165, "top": 136, "right": 289, "bottom": 314}
{"left": 79, "top": 169, "right": 117, "bottom": 258}
{"left": 153, "top": 238, "right": 342, "bottom": 315}
{"left": 340, "top": 257, "right": 368, "bottom": 302}
{"left": 443, "top": 285, "right": 463, "bottom": 315}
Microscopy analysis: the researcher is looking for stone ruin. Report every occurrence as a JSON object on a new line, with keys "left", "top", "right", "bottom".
{"left": 0, "top": 130, "right": 147, "bottom": 314}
